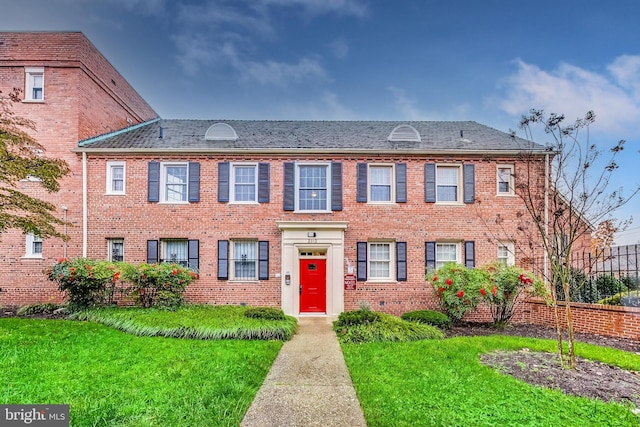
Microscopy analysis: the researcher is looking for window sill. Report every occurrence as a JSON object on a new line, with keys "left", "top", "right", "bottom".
{"left": 158, "top": 201, "right": 190, "bottom": 205}
{"left": 496, "top": 193, "right": 516, "bottom": 197}
{"left": 367, "top": 201, "right": 395, "bottom": 205}
{"left": 294, "top": 210, "right": 331, "bottom": 214}
{"left": 229, "top": 201, "right": 259, "bottom": 205}
{"left": 105, "top": 192, "right": 126, "bottom": 196}
{"left": 21, "top": 255, "right": 43, "bottom": 260}
{"left": 365, "top": 279, "right": 398, "bottom": 284}
{"left": 22, "top": 99, "right": 45, "bottom": 104}
{"left": 228, "top": 279, "right": 260, "bottom": 283}
{"left": 434, "top": 201, "right": 464, "bottom": 206}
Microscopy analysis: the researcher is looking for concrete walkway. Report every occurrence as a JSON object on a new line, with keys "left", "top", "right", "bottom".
{"left": 241, "top": 317, "right": 367, "bottom": 427}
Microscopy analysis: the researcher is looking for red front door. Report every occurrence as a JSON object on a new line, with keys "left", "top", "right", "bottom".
{"left": 299, "top": 259, "right": 326, "bottom": 313}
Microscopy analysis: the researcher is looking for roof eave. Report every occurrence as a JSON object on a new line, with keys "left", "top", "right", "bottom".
{"left": 73, "top": 147, "right": 551, "bottom": 156}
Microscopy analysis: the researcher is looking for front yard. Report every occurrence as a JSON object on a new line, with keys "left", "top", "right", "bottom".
{"left": 0, "top": 306, "right": 289, "bottom": 427}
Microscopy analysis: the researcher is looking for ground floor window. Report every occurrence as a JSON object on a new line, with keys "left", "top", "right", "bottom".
{"left": 232, "top": 240, "right": 258, "bottom": 280}
{"left": 108, "top": 238, "right": 124, "bottom": 261}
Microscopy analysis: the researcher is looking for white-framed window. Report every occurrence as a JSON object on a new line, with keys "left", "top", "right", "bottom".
{"left": 25, "top": 233, "right": 43, "bottom": 258}
{"left": 231, "top": 163, "right": 258, "bottom": 203}
{"left": 160, "top": 239, "right": 189, "bottom": 266}
{"left": 436, "top": 165, "right": 461, "bottom": 203}
{"left": 369, "top": 165, "right": 394, "bottom": 203}
{"left": 368, "top": 242, "right": 395, "bottom": 280}
{"left": 106, "top": 161, "right": 126, "bottom": 195}
{"left": 25, "top": 67, "right": 44, "bottom": 101}
{"left": 297, "top": 163, "right": 329, "bottom": 212}
{"left": 436, "top": 242, "right": 460, "bottom": 269}
{"left": 497, "top": 164, "right": 515, "bottom": 195}
{"left": 161, "top": 163, "right": 188, "bottom": 203}
{"left": 497, "top": 241, "right": 515, "bottom": 266}
{"left": 231, "top": 240, "right": 258, "bottom": 280}
{"left": 108, "top": 238, "right": 124, "bottom": 262}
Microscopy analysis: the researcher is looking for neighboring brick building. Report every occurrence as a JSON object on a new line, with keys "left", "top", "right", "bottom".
{"left": 1, "top": 32, "right": 552, "bottom": 316}
{"left": 0, "top": 32, "right": 157, "bottom": 304}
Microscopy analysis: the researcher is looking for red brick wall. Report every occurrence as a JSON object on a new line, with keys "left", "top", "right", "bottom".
{"left": 524, "top": 299, "right": 640, "bottom": 340}
{"left": 82, "top": 154, "right": 547, "bottom": 313}
{"left": 0, "top": 32, "right": 156, "bottom": 306}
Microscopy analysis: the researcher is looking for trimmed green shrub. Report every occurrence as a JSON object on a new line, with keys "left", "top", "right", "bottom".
{"left": 16, "top": 302, "right": 64, "bottom": 316}
{"left": 401, "top": 310, "right": 451, "bottom": 329}
{"left": 45, "top": 258, "right": 119, "bottom": 310}
{"left": 118, "top": 262, "right": 196, "bottom": 308}
{"left": 334, "top": 308, "right": 382, "bottom": 328}
{"left": 429, "top": 263, "right": 484, "bottom": 321}
{"left": 244, "top": 307, "right": 286, "bottom": 321}
{"left": 599, "top": 290, "right": 640, "bottom": 307}
{"left": 334, "top": 312, "right": 444, "bottom": 344}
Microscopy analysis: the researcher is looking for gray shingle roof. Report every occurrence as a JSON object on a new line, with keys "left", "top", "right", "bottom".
{"left": 78, "top": 119, "right": 547, "bottom": 153}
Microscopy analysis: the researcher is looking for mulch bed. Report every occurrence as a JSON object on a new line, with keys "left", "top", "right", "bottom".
{"left": 448, "top": 322, "right": 640, "bottom": 411}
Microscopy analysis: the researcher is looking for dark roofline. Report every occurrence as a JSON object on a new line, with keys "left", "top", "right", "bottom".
{"left": 78, "top": 118, "right": 161, "bottom": 147}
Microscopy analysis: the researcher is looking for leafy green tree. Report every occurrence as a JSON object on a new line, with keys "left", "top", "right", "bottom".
{"left": 0, "top": 88, "right": 70, "bottom": 238}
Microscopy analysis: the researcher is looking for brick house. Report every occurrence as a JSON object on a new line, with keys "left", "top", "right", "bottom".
{"left": 1, "top": 31, "right": 552, "bottom": 316}
{"left": 77, "top": 120, "right": 549, "bottom": 316}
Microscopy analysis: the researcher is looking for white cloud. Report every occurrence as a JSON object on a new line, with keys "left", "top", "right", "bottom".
{"left": 328, "top": 38, "right": 349, "bottom": 59}
{"left": 499, "top": 58, "right": 640, "bottom": 136}
{"left": 279, "top": 91, "right": 355, "bottom": 120}
{"left": 258, "top": 0, "right": 369, "bottom": 18}
{"left": 387, "top": 86, "right": 424, "bottom": 120}
{"left": 240, "top": 55, "right": 329, "bottom": 86}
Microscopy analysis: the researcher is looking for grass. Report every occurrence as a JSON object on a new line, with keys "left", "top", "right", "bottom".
{"left": 341, "top": 335, "right": 640, "bottom": 426}
{"left": 0, "top": 316, "right": 284, "bottom": 426}
{"left": 70, "top": 304, "right": 298, "bottom": 340}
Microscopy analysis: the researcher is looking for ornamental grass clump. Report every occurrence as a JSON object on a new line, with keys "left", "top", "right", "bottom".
{"left": 429, "top": 263, "right": 484, "bottom": 321}
{"left": 401, "top": 309, "right": 452, "bottom": 329}
{"left": 333, "top": 309, "right": 444, "bottom": 343}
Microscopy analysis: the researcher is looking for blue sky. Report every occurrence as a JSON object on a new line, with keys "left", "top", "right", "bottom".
{"left": 2, "top": 0, "right": 640, "bottom": 239}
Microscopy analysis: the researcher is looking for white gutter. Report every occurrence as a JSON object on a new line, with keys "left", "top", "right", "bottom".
{"left": 82, "top": 151, "right": 87, "bottom": 258}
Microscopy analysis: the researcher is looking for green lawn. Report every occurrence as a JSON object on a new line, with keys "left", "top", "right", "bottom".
{"left": 0, "top": 316, "right": 283, "bottom": 426}
{"left": 342, "top": 335, "right": 640, "bottom": 426}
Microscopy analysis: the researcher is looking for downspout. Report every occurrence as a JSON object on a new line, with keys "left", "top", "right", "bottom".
{"left": 544, "top": 153, "right": 549, "bottom": 280}
{"left": 82, "top": 151, "right": 88, "bottom": 258}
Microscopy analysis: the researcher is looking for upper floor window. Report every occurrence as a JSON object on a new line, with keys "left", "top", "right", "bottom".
{"left": 25, "top": 233, "right": 43, "bottom": 258}
{"left": 298, "top": 164, "right": 328, "bottom": 211}
{"left": 108, "top": 238, "right": 124, "bottom": 261}
{"left": 147, "top": 161, "right": 200, "bottom": 204}
{"left": 283, "top": 162, "right": 342, "bottom": 212}
{"left": 25, "top": 68, "right": 44, "bottom": 101}
{"left": 497, "top": 241, "right": 515, "bottom": 266}
{"left": 497, "top": 165, "right": 515, "bottom": 195}
{"left": 436, "top": 166, "right": 460, "bottom": 202}
{"left": 106, "top": 161, "right": 125, "bottom": 195}
{"left": 233, "top": 164, "right": 257, "bottom": 203}
{"left": 356, "top": 163, "right": 406, "bottom": 204}
{"left": 425, "top": 163, "right": 474, "bottom": 204}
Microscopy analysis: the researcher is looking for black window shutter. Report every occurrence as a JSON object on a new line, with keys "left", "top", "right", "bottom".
{"left": 424, "top": 163, "right": 436, "bottom": 203}
{"left": 218, "top": 162, "right": 230, "bottom": 203}
{"left": 331, "top": 162, "right": 342, "bottom": 211}
{"left": 356, "top": 163, "right": 368, "bottom": 202}
{"left": 283, "top": 162, "right": 295, "bottom": 211}
{"left": 188, "top": 162, "right": 200, "bottom": 202}
{"left": 147, "top": 161, "right": 160, "bottom": 202}
{"left": 463, "top": 164, "right": 475, "bottom": 204}
{"left": 147, "top": 240, "right": 159, "bottom": 264}
{"left": 258, "top": 163, "right": 270, "bottom": 203}
{"left": 465, "top": 241, "right": 475, "bottom": 268}
{"left": 425, "top": 241, "right": 436, "bottom": 269}
{"left": 396, "top": 163, "right": 407, "bottom": 203}
{"left": 357, "top": 242, "right": 367, "bottom": 281}
{"left": 188, "top": 240, "right": 199, "bottom": 272}
{"left": 258, "top": 241, "right": 269, "bottom": 280}
{"left": 396, "top": 241, "right": 407, "bottom": 281}
{"left": 218, "top": 240, "right": 229, "bottom": 280}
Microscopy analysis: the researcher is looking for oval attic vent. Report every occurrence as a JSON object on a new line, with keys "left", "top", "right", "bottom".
{"left": 205, "top": 123, "right": 238, "bottom": 141}
{"left": 388, "top": 124, "right": 421, "bottom": 142}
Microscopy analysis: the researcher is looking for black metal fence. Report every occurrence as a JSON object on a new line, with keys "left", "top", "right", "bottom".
{"left": 531, "top": 244, "right": 640, "bottom": 304}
